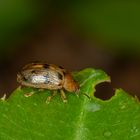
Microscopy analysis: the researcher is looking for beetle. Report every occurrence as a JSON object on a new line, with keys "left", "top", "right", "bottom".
{"left": 17, "top": 62, "right": 79, "bottom": 103}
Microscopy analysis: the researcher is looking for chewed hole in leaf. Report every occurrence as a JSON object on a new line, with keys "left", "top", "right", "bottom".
{"left": 94, "top": 82, "right": 115, "bottom": 100}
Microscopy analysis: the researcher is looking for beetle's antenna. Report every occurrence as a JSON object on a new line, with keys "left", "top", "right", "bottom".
{"left": 83, "top": 93, "right": 90, "bottom": 99}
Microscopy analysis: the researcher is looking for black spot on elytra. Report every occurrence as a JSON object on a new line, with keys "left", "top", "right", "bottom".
{"left": 31, "top": 70, "right": 36, "bottom": 73}
{"left": 23, "top": 77, "right": 27, "bottom": 81}
{"left": 58, "top": 73, "right": 63, "bottom": 80}
{"left": 63, "top": 71, "right": 66, "bottom": 75}
{"left": 58, "top": 83, "right": 62, "bottom": 86}
{"left": 43, "top": 64, "right": 49, "bottom": 68}
{"left": 31, "top": 70, "right": 40, "bottom": 74}
{"left": 59, "top": 66, "right": 64, "bottom": 69}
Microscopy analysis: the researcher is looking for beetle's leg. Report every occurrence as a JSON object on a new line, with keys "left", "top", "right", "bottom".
{"left": 24, "top": 91, "right": 34, "bottom": 97}
{"left": 18, "top": 85, "right": 22, "bottom": 90}
{"left": 24, "top": 89, "right": 44, "bottom": 97}
{"left": 60, "top": 89, "right": 67, "bottom": 103}
{"left": 38, "top": 89, "right": 45, "bottom": 92}
{"left": 18, "top": 85, "right": 34, "bottom": 97}
{"left": 46, "top": 90, "right": 57, "bottom": 104}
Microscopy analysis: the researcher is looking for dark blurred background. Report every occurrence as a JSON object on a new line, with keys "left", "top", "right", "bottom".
{"left": 0, "top": 0, "right": 140, "bottom": 100}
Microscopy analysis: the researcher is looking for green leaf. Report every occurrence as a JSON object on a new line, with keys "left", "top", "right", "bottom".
{"left": 0, "top": 68, "right": 140, "bottom": 140}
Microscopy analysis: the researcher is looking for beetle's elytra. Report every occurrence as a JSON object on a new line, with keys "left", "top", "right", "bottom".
{"left": 17, "top": 62, "right": 79, "bottom": 103}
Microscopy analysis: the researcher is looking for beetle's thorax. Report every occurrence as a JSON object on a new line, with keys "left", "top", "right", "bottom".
{"left": 63, "top": 72, "right": 79, "bottom": 92}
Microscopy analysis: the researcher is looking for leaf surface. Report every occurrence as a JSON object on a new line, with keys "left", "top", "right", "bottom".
{"left": 0, "top": 68, "right": 140, "bottom": 140}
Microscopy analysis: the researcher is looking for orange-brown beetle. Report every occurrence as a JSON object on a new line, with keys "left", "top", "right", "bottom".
{"left": 17, "top": 62, "right": 79, "bottom": 103}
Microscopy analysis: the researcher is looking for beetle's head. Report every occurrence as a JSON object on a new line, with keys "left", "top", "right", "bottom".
{"left": 63, "top": 72, "right": 79, "bottom": 94}
{"left": 17, "top": 72, "right": 27, "bottom": 84}
{"left": 17, "top": 69, "right": 31, "bottom": 84}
